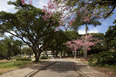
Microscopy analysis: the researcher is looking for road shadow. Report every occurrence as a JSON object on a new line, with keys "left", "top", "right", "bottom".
{"left": 26, "top": 61, "right": 55, "bottom": 69}
{"left": 41, "top": 61, "right": 87, "bottom": 73}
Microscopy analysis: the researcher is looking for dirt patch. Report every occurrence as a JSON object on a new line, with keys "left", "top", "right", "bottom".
{"left": 76, "top": 58, "right": 116, "bottom": 77}
{"left": 93, "top": 66, "right": 116, "bottom": 77}
{"left": 0, "top": 59, "right": 9, "bottom": 62}
{"left": 76, "top": 58, "right": 88, "bottom": 64}
{"left": 0, "top": 68, "right": 17, "bottom": 74}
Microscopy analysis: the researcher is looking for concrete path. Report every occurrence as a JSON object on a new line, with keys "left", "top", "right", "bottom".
{"left": 0, "top": 61, "right": 55, "bottom": 77}
{"left": 33, "top": 61, "right": 82, "bottom": 77}
{"left": 70, "top": 59, "right": 108, "bottom": 77}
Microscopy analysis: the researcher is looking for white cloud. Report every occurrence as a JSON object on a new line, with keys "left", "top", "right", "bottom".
{"left": 4, "top": 31, "right": 16, "bottom": 36}
{"left": 0, "top": 0, "right": 16, "bottom": 13}
{"left": 78, "top": 28, "right": 99, "bottom": 34}
{"left": 33, "top": 0, "right": 49, "bottom": 9}
{"left": 5, "top": 33, "right": 12, "bottom": 36}
{"left": 0, "top": 0, "right": 49, "bottom": 13}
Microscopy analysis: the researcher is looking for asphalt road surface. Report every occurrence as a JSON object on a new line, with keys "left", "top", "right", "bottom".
{"left": 33, "top": 59, "right": 83, "bottom": 77}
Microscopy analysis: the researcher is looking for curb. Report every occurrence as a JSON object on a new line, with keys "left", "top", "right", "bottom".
{"left": 25, "top": 62, "right": 56, "bottom": 77}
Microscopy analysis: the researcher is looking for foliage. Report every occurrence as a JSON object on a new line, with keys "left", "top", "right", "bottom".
{"left": 88, "top": 50, "right": 116, "bottom": 66}
{"left": 54, "top": 0, "right": 115, "bottom": 19}
{"left": 0, "top": 0, "right": 60, "bottom": 62}
{"left": 88, "top": 33, "right": 106, "bottom": 54}
{"left": 22, "top": 47, "right": 33, "bottom": 57}
{"left": 0, "top": 36, "right": 22, "bottom": 59}
{"left": 48, "top": 30, "right": 79, "bottom": 57}
{"left": 16, "top": 57, "right": 32, "bottom": 61}
{"left": 105, "top": 19, "right": 116, "bottom": 50}
{"left": 0, "top": 57, "right": 2, "bottom": 60}
{"left": 40, "top": 55, "right": 48, "bottom": 59}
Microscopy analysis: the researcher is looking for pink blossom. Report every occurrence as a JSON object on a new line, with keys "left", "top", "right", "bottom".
{"left": 21, "top": 0, "right": 25, "bottom": 5}
{"left": 66, "top": 34, "right": 100, "bottom": 51}
{"left": 54, "top": 30, "right": 56, "bottom": 32}
{"left": 59, "top": 23, "right": 62, "bottom": 25}
{"left": 65, "top": 7, "right": 69, "bottom": 10}
{"left": 56, "top": 27, "right": 58, "bottom": 30}
{"left": 64, "top": 27, "right": 67, "bottom": 31}
{"left": 29, "top": 0, "right": 32, "bottom": 5}
{"left": 109, "top": 72, "right": 112, "bottom": 75}
{"left": 43, "top": 5, "right": 47, "bottom": 8}
{"left": 42, "top": 0, "right": 57, "bottom": 21}
{"left": 42, "top": 9, "right": 45, "bottom": 12}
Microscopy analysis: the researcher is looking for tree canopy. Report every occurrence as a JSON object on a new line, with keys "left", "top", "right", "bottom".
{"left": 105, "top": 19, "right": 116, "bottom": 50}
{"left": 0, "top": 0, "right": 60, "bottom": 62}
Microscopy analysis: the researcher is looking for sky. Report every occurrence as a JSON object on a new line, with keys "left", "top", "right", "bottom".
{"left": 0, "top": 0, "right": 116, "bottom": 36}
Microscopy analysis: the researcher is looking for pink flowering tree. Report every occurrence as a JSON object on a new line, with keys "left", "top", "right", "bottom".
{"left": 21, "top": 0, "right": 65, "bottom": 31}
{"left": 66, "top": 34, "right": 101, "bottom": 59}
{"left": 53, "top": 1, "right": 102, "bottom": 60}
{"left": 21, "top": 0, "right": 102, "bottom": 59}
{"left": 41, "top": 0, "right": 68, "bottom": 32}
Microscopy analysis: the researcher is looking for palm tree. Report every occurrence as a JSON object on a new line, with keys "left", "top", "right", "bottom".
{"left": 72, "top": 13, "right": 101, "bottom": 59}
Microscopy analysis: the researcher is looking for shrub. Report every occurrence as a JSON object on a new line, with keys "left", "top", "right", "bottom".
{"left": 16, "top": 57, "right": 32, "bottom": 61}
{"left": 88, "top": 51, "right": 116, "bottom": 66}
{"left": 0, "top": 57, "right": 3, "bottom": 60}
{"left": 40, "top": 56, "right": 48, "bottom": 59}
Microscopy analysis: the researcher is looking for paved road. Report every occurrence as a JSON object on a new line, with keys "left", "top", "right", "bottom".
{"left": 0, "top": 59, "right": 108, "bottom": 77}
{"left": 34, "top": 59, "right": 83, "bottom": 77}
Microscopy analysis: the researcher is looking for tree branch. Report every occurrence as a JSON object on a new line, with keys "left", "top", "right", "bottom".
{"left": 105, "top": 6, "right": 116, "bottom": 18}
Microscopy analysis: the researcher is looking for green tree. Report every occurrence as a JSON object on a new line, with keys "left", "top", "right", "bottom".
{"left": 0, "top": 0, "right": 59, "bottom": 62}
{"left": 22, "top": 47, "right": 33, "bottom": 58}
{"left": 48, "top": 30, "right": 79, "bottom": 57}
{"left": 0, "top": 36, "right": 21, "bottom": 59}
{"left": 88, "top": 33, "right": 105, "bottom": 54}
{"left": 13, "top": 40, "right": 23, "bottom": 56}
{"left": 48, "top": 30, "right": 69, "bottom": 57}
{"left": 0, "top": 41, "right": 7, "bottom": 59}
{"left": 105, "top": 19, "right": 116, "bottom": 50}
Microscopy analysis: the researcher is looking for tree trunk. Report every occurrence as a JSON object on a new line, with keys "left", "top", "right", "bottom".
{"left": 78, "top": 50, "right": 80, "bottom": 56}
{"left": 83, "top": 49, "right": 87, "bottom": 59}
{"left": 63, "top": 51, "right": 66, "bottom": 57}
{"left": 32, "top": 48, "right": 42, "bottom": 62}
{"left": 45, "top": 51, "right": 48, "bottom": 57}
{"left": 83, "top": 24, "right": 88, "bottom": 60}
{"left": 35, "top": 51, "right": 41, "bottom": 62}
{"left": 71, "top": 51, "right": 73, "bottom": 57}
{"left": 74, "top": 51, "right": 76, "bottom": 58}
{"left": 55, "top": 51, "right": 59, "bottom": 57}
{"left": 61, "top": 51, "right": 62, "bottom": 57}
{"left": 7, "top": 42, "right": 12, "bottom": 60}
{"left": 52, "top": 51, "right": 55, "bottom": 57}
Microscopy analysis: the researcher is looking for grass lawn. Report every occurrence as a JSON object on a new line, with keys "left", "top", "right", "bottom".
{"left": 0, "top": 60, "right": 32, "bottom": 74}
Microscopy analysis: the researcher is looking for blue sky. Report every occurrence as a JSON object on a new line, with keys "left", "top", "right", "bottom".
{"left": 0, "top": 0, "right": 116, "bottom": 35}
